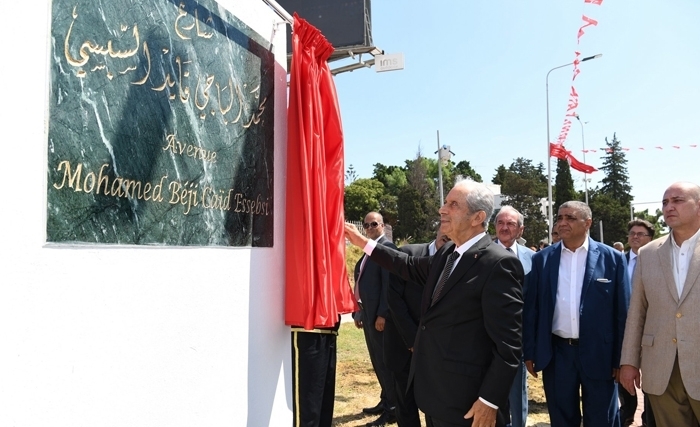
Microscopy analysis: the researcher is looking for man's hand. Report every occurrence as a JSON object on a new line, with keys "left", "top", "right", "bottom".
{"left": 612, "top": 368, "right": 620, "bottom": 383}
{"left": 525, "top": 360, "right": 538, "bottom": 378}
{"left": 464, "top": 399, "right": 497, "bottom": 427}
{"left": 354, "top": 318, "right": 363, "bottom": 329}
{"left": 620, "top": 365, "right": 640, "bottom": 395}
{"left": 375, "top": 316, "right": 385, "bottom": 332}
{"left": 344, "top": 222, "right": 369, "bottom": 248}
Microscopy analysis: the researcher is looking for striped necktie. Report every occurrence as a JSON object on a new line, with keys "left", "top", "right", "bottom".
{"left": 431, "top": 251, "right": 460, "bottom": 306}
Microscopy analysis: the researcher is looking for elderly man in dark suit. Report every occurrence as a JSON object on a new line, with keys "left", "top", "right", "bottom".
{"left": 384, "top": 230, "right": 450, "bottom": 427}
{"left": 346, "top": 179, "right": 524, "bottom": 427}
{"left": 523, "top": 201, "right": 630, "bottom": 427}
{"left": 353, "top": 211, "right": 397, "bottom": 426}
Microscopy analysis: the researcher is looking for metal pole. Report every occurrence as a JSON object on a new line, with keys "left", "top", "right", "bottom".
{"left": 576, "top": 115, "right": 589, "bottom": 204}
{"left": 437, "top": 130, "right": 444, "bottom": 206}
{"left": 546, "top": 63, "right": 573, "bottom": 240}
{"left": 599, "top": 220, "right": 604, "bottom": 243}
{"left": 546, "top": 54, "right": 602, "bottom": 238}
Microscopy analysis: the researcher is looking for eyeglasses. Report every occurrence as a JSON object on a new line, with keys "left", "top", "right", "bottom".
{"left": 363, "top": 221, "right": 382, "bottom": 229}
{"left": 628, "top": 232, "right": 651, "bottom": 238}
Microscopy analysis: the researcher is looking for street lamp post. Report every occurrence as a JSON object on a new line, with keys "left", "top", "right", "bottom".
{"left": 435, "top": 130, "right": 455, "bottom": 206}
{"left": 575, "top": 114, "right": 589, "bottom": 204}
{"left": 546, "top": 53, "right": 602, "bottom": 239}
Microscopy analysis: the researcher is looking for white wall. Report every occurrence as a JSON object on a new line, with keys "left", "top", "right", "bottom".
{"left": 0, "top": 1, "right": 291, "bottom": 426}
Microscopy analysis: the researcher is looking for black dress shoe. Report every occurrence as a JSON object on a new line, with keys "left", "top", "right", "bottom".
{"left": 362, "top": 402, "right": 384, "bottom": 415}
{"left": 366, "top": 411, "right": 397, "bottom": 427}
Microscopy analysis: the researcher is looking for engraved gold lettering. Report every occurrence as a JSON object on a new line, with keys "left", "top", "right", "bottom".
{"left": 195, "top": 75, "right": 215, "bottom": 111}
{"left": 152, "top": 176, "right": 167, "bottom": 202}
{"left": 175, "top": 56, "right": 190, "bottom": 102}
{"left": 97, "top": 163, "right": 111, "bottom": 195}
{"left": 53, "top": 160, "right": 83, "bottom": 191}
{"left": 132, "top": 42, "right": 151, "bottom": 85}
{"left": 83, "top": 171, "right": 96, "bottom": 193}
{"left": 64, "top": 7, "right": 89, "bottom": 68}
{"left": 175, "top": 3, "right": 194, "bottom": 40}
{"left": 111, "top": 177, "right": 124, "bottom": 197}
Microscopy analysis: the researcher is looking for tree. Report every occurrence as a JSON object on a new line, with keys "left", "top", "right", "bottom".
{"left": 345, "top": 164, "right": 358, "bottom": 184}
{"left": 632, "top": 208, "right": 667, "bottom": 238}
{"left": 372, "top": 163, "right": 407, "bottom": 195}
{"left": 599, "top": 133, "right": 632, "bottom": 207}
{"left": 395, "top": 154, "right": 440, "bottom": 242}
{"left": 453, "top": 160, "right": 482, "bottom": 183}
{"left": 587, "top": 189, "right": 629, "bottom": 244}
{"left": 590, "top": 133, "right": 634, "bottom": 244}
{"left": 554, "top": 158, "right": 578, "bottom": 212}
{"left": 344, "top": 178, "right": 385, "bottom": 221}
{"left": 492, "top": 165, "right": 508, "bottom": 186}
{"left": 495, "top": 158, "right": 549, "bottom": 247}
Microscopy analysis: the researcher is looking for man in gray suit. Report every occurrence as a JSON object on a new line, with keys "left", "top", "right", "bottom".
{"left": 494, "top": 206, "right": 535, "bottom": 427}
{"left": 621, "top": 182, "right": 700, "bottom": 427}
{"left": 354, "top": 211, "right": 397, "bottom": 426}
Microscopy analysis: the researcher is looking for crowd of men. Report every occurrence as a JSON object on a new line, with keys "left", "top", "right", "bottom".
{"left": 344, "top": 180, "right": 700, "bottom": 427}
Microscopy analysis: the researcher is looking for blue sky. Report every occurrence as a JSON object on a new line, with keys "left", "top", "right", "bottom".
{"left": 332, "top": 0, "right": 700, "bottom": 216}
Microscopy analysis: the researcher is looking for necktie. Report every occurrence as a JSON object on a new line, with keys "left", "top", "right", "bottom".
{"left": 431, "top": 251, "right": 460, "bottom": 306}
{"left": 354, "top": 255, "right": 367, "bottom": 301}
{"left": 506, "top": 247, "right": 514, "bottom": 254}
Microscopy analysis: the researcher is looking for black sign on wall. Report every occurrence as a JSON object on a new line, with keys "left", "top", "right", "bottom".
{"left": 278, "top": 0, "right": 373, "bottom": 56}
{"left": 47, "top": 0, "right": 275, "bottom": 247}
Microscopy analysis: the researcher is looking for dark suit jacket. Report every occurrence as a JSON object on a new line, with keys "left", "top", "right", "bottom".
{"left": 523, "top": 238, "right": 630, "bottom": 380}
{"left": 384, "top": 243, "right": 429, "bottom": 372}
{"left": 369, "top": 235, "right": 524, "bottom": 424}
{"left": 354, "top": 235, "right": 397, "bottom": 323}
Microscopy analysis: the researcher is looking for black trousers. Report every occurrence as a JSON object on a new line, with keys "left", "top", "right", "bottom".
{"left": 291, "top": 324, "right": 339, "bottom": 427}
{"left": 391, "top": 356, "right": 422, "bottom": 427}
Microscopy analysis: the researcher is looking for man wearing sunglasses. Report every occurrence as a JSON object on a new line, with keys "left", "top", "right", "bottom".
{"left": 345, "top": 180, "right": 524, "bottom": 427}
{"left": 354, "top": 212, "right": 398, "bottom": 426}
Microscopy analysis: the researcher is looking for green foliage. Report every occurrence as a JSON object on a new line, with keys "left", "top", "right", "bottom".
{"left": 395, "top": 155, "right": 440, "bottom": 242}
{"left": 633, "top": 208, "right": 667, "bottom": 238}
{"left": 492, "top": 165, "right": 508, "bottom": 186}
{"left": 554, "top": 158, "right": 579, "bottom": 212}
{"left": 600, "top": 133, "right": 632, "bottom": 206}
{"left": 372, "top": 163, "right": 407, "bottom": 195}
{"left": 344, "top": 178, "right": 385, "bottom": 221}
{"left": 588, "top": 189, "right": 629, "bottom": 244}
{"left": 345, "top": 164, "right": 358, "bottom": 184}
{"left": 345, "top": 244, "right": 364, "bottom": 288}
{"left": 454, "top": 160, "right": 483, "bottom": 183}
{"left": 590, "top": 133, "right": 634, "bottom": 244}
{"left": 496, "top": 158, "right": 548, "bottom": 247}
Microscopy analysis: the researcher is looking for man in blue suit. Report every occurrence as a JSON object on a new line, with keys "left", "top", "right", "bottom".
{"left": 494, "top": 206, "right": 535, "bottom": 427}
{"left": 523, "top": 201, "right": 630, "bottom": 427}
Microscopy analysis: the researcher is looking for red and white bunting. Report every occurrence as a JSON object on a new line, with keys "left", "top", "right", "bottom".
{"left": 549, "top": 0, "right": 603, "bottom": 174}
{"left": 583, "top": 144, "right": 698, "bottom": 154}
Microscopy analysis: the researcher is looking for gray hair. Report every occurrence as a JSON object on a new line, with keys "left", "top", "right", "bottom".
{"left": 496, "top": 205, "right": 524, "bottom": 227}
{"left": 454, "top": 178, "right": 494, "bottom": 229}
{"left": 559, "top": 201, "right": 592, "bottom": 220}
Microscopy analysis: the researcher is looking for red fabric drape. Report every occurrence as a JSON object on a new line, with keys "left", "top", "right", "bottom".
{"left": 549, "top": 143, "right": 598, "bottom": 174}
{"left": 285, "top": 14, "right": 358, "bottom": 329}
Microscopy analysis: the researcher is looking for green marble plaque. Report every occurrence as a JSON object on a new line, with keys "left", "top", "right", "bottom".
{"left": 47, "top": 0, "right": 275, "bottom": 246}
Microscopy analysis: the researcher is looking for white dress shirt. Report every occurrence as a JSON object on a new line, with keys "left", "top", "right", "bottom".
{"left": 552, "top": 238, "right": 589, "bottom": 339}
{"left": 670, "top": 227, "right": 700, "bottom": 298}
{"left": 497, "top": 240, "right": 518, "bottom": 258}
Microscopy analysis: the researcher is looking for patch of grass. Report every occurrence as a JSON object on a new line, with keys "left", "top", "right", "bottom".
{"left": 333, "top": 322, "right": 551, "bottom": 427}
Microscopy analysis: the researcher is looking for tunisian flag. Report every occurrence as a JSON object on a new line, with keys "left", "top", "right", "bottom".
{"left": 550, "top": 143, "right": 598, "bottom": 174}
{"left": 285, "top": 14, "right": 358, "bottom": 329}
